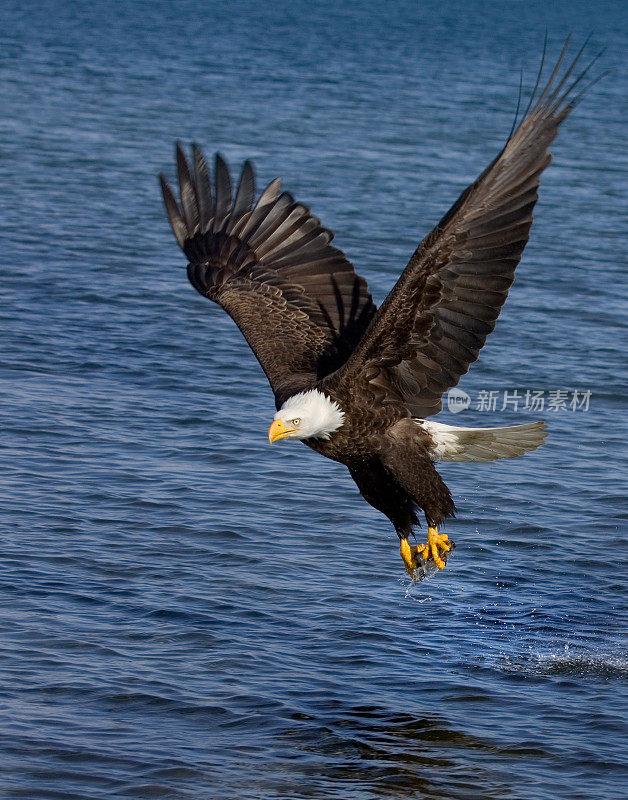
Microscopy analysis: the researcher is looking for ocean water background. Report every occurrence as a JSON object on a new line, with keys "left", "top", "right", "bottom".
{"left": 1, "top": 1, "right": 626, "bottom": 798}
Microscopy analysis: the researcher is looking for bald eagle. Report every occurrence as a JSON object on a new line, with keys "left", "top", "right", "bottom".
{"left": 160, "top": 41, "right": 599, "bottom": 581}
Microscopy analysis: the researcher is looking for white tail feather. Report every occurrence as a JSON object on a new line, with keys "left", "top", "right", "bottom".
{"left": 419, "top": 419, "right": 547, "bottom": 462}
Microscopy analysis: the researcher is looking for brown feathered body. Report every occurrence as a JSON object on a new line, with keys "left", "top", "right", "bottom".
{"left": 308, "top": 410, "right": 454, "bottom": 536}
{"left": 159, "top": 41, "right": 596, "bottom": 545}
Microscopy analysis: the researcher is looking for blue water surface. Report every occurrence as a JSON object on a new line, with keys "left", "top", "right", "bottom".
{"left": 1, "top": 1, "right": 627, "bottom": 798}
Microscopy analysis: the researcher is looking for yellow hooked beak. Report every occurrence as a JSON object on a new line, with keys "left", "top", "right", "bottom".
{"left": 268, "top": 418, "right": 297, "bottom": 444}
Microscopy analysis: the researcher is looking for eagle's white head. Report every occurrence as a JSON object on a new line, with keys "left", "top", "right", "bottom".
{"left": 268, "top": 389, "right": 345, "bottom": 443}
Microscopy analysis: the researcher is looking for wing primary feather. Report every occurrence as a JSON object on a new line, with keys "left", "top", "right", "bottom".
{"left": 534, "top": 33, "right": 572, "bottom": 109}
{"left": 521, "top": 29, "right": 549, "bottom": 121}
{"left": 507, "top": 67, "right": 524, "bottom": 142}
{"left": 176, "top": 143, "right": 200, "bottom": 233}
{"left": 544, "top": 35, "right": 591, "bottom": 109}
{"left": 192, "top": 144, "right": 214, "bottom": 231}
{"left": 233, "top": 160, "right": 255, "bottom": 220}
{"left": 256, "top": 177, "right": 282, "bottom": 208}
{"left": 568, "top": 64, "right": 609, "bottom": 109}
{"left": 214, "top": 153, "right": 232, "bottom": 230}
{"left": 551, "top": 46, "right": 607, "bottom": 111}
{"left": 159, "top": 174, "right": 187, "bottom": 248}
{"left": 234, "top": 192, "right": 291, "bottom": 243}
{"left": 246, "top": 193, "right": 296, "bottom": 246}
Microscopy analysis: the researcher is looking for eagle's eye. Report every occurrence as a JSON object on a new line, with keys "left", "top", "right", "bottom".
{"left": 291, "top": 418, "right": 301, "bottom": 426}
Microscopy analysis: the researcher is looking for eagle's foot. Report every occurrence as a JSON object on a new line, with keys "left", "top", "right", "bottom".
{"left": 400, "top": 527, "right": 454, "bottom": 580}
{"left": 421, "top": 526, "right": 451, "bottom": 570}
{"left": 400, "top": 537, "right": 419, "bottom": 576}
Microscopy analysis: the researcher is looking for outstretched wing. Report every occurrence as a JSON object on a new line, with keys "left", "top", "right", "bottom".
{"left": 323, "top": 39, "right": 601, "bottom": 417}
{"left": 160, "top": 146, "right": 376, "bottom": 405}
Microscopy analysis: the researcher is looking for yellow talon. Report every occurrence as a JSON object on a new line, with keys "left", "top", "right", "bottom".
{"left": 400, "top": 537, "right": 423, "bottom": 576}
{"left": 400, "top": 537, "right": 414, "bottom": 573}
{"left": 400, "top": 527, "right": 454, "bottom": 579}
{"left": 426, "top": 526, "right": 449, "bottom": 569}
{"left": 415, "top": 527, "right": 451, "bottom": 571}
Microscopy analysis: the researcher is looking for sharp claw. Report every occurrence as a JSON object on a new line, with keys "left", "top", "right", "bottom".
{"left": 400, "top": 527, "right": 454, "bottom": 579}
{"left": 428, "top": 526, "right": 448, "bottom": 568}
{"left": 430, "top": 544, "right": 445, "bottom": 568}
{"left": 400, "top": 538, "right": 416, "bottom": 576}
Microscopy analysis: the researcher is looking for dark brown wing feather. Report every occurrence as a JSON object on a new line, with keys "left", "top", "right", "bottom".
{"left": 324, "top": 40, "right": 600, "bottom": 417}
{"left": 160, "top": 146, "right": 376, "bottom": 405}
